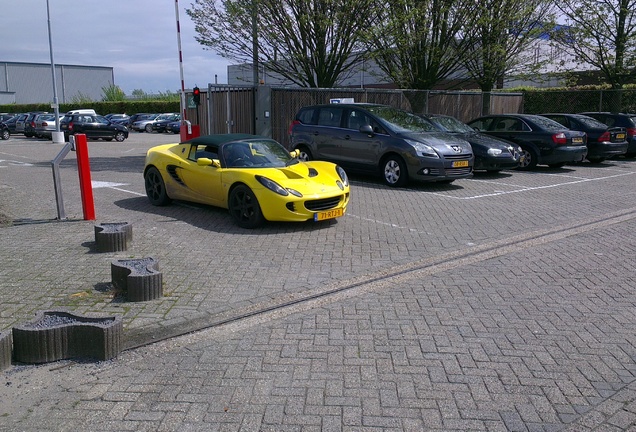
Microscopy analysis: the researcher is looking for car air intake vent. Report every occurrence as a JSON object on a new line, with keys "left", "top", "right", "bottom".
{"left": 446, "top": 167, "right": 473, "bottom": 176}
{"left": 445, "top": 153, "right": 472, "bottom": 160}
{"left": 308, "top": 168, "right": 318, "bottom": 177}
{"left": 166, "top": 165, "right": 185, "bottom": 186}
{"left": 304, "top": 196, "right": 342, "bottom": 211}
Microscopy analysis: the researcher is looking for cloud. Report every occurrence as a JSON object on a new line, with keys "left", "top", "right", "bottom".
{"left": 2, "top": 0, "right": 230, "bottom": 94}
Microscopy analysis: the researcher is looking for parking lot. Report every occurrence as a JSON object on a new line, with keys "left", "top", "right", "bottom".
{"left": 1, "top": 132, "right": 636, "bottom": 430}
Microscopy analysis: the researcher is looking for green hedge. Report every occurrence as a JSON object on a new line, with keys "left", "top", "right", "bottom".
{"left": 0, "top": 100, "right": 180, "bottom": 115}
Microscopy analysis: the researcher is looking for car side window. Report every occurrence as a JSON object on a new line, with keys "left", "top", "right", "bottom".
{"left": 316, "top": 107, "right": 343, "bottom": 128}
{"left": 346, "top": 110, "right": 368, "bottom": 130}
{"left": 296, "top": 108, "right": 315, "bottom": 125}
{"left": 192, "top": 144, "right": 218, "bottom": 161}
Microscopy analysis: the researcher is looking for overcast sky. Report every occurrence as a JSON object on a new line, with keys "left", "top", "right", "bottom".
{"left": 2, "top": 0, "right": 231, "bottom": 95}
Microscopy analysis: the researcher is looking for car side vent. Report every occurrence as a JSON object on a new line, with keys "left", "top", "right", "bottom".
{"left": 308, "top": 168, "right": 318, "bottom": 177}
{"left": 166, "top": 165, "right": 186, "bottom": 186}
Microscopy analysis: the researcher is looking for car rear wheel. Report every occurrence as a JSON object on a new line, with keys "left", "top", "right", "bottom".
{"left": 114, "top": 131, "right": 126, "bottom": 142}
{"left": 587, "top": 157, "right": 605, "bottom": 163}
{"left": 382, "top": 155, "right": 408, "bottom": 187}
{"left": 1, "top": 129, "right": 9, "bottom": 140}
{"left": 144, "top": 167, "right": 171, "bottom": 206}
{"left": 228, "top": 185, "right": 264, "bottom": 229}
{"left": 518, "top": 147, "right": 538, "bottom": 170}
{"left": 294, "top": 145, "right": 312, "bottom": 161}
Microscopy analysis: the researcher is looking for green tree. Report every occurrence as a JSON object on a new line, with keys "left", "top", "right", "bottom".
{"left": 551, "top": 0, "right": 636, "bottom": 90}
{"left": 187, "top": 0, "right": 372, "bottom": 87}
{"left": 364, "top": 0, "right": 474, "bottom": 107}
{"left": 102, "top": 85, "right": 127, "bottom": 102}
{"left": 459, "top": 0, "right": 555, "bottom": 113}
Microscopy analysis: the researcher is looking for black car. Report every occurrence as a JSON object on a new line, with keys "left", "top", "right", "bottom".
{"left": 421, "top": 113, "right": 523, "bottom": 172}
{"left": 579, "top": 112, "right": 636, "bottom": 157}
{"left": 467, "top": 114, "right": 587, "bottom": 170}
{"left": 2, "top": 115, "right": 21, "bottom": 134}
{"left": 59, "top": 113, "right": 129, "bottom": 142}
{"left": 166, "top": 120, "right": 181, "bottom": 134}
{"left": 289, "top": 103, "right": 473, "bottom": 186}
{"left": 540, "top": 113, "right": 629, "bottom": 163}
{"left": 0, "top": 122, "right": 9, "bottom": 140}
{"left": 151, "top": 114, "right": 181, "bottom": 133}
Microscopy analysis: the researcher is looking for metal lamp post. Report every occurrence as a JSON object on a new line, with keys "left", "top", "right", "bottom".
{"left": 47, "top": 0, "right": 63, "bottom": 143}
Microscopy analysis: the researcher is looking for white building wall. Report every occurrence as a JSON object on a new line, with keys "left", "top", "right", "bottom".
{"left": 0, "top": 62, "right": 114, "bottom": 104}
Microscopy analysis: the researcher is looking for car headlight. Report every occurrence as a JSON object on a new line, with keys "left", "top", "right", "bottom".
{"left": 406, "top": 139, "right": 439, "bottom": 158}
{"left": 256, "top": 175, "right": 289, "bottom": 196}
{"left": 487, "top": 148, "right": 503, "bottom": 156}
{"left": 336, "top": 165, "right": 349, "bottom": 187}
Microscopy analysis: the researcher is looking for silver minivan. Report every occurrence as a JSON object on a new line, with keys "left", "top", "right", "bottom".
{"left": 289, "top": 103, "right": 474, "bottom": 187}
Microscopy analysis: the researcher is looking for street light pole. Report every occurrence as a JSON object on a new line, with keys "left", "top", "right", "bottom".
{"left": 46, "top": 0, "right": 63, "bottom": 143}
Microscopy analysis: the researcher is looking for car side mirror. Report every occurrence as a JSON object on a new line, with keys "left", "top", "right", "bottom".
{"left": 360, "top": 124, "right": 374, "bottom": 135}
{"left": 289, "top": 149, "right": 300, "bottom": 158}
{"left": 197, "top": 157, "right": 220, "bottom": 168}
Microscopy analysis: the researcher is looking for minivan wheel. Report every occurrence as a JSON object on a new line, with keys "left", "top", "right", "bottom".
{"left": 294, "top": 145, "right": 312, "bottom": 161}
{"left": 382, "top": 155, "right": 408, "bottom": 187}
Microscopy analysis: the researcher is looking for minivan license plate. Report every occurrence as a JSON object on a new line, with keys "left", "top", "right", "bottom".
{"left": 314, "top": 208, "right": 343, "bottom": 221}
{"left": 452, "top": 160, "right": 469, "bottom": 168}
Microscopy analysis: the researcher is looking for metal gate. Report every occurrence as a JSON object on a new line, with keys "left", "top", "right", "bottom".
{"left": 204, "top": 84, "right": 256, "bottom": 135}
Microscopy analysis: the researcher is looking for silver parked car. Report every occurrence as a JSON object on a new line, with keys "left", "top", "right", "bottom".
{"left": 34, "top": 113, "right": 63, "bottom": 139}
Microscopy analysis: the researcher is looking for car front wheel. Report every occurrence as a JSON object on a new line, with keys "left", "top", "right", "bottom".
{"left": 144, "top": 167, "right": 171, "bottom": 206}
{"left": 228, "top": 185, "right": 264, "bottom": 228}
{"left": 114, "top": 131, "right": 126, "bottom": 142}
{"left": 1, "top": 129, "right": 9, "bottom": 140}
{"left": 145, "top": 124, "right": 153, "bottom": 133}
{"left": 382, "top": 155, "right": 408, "bottom": 187}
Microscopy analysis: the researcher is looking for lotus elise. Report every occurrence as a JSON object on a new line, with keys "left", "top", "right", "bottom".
{"left": 143, "top": 134, "right": 350, "bottom": 228}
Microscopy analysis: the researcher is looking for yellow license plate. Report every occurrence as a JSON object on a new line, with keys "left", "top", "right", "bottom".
{"left": 314, "top": 208, "right": 343, "bottom": 221}
{"left": 572, "top": 137, "right": 583, "bottom": 143}
{"left": 617, "top": 133, "right": 626, "bottom": 139}
{"left": 452, "top": 160, "right": 469, "bottom": 168}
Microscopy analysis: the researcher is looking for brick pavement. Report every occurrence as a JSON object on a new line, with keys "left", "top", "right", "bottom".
{"left": 1, "top": 134, "right": 636, "bottom": 430}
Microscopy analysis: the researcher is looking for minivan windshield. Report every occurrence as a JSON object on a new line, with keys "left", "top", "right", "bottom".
{"left": 366, "top": 106, "right": 437, "bottom": 133}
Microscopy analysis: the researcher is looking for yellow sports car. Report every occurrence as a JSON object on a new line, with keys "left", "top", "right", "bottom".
{"left": 143, "top": 134, "right": 350, "bottom": 228}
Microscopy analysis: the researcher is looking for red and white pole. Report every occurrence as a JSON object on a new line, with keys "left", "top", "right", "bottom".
{"left": 74, "top": 134, "right": 95, "bottom": 221}
{"left": 174, "top": 0, "right": 188, "bottom": 139}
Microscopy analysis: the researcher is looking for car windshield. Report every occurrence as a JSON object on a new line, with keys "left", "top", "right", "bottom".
{"left": 366, "top": 106, "right": 438, "bottom": 133}
{"left": 429, "top": 116, "right": 474, "bottom": 133}
{"left": 223, "top": 139, "right": 296, "bottom": 168}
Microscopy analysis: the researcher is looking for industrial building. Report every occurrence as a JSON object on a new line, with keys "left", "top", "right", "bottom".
{"left": 0, "top": 61, "right": 114, "bottom": 105}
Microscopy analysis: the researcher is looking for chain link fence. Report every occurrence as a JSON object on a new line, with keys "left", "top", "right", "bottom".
{"left": 522, "top": 89, "right": 636, "bottom": 114}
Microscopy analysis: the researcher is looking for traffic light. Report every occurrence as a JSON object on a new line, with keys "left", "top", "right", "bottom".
{"left": 193, "top": 86, "right": 200, "bottom": 105}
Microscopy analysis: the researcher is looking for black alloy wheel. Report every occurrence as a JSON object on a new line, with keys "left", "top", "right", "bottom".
{"left": 228, "top": 185, "right": 264, "bottom": 228}
{"left": 144, "top": 167, "right": 171, "bottom": 206}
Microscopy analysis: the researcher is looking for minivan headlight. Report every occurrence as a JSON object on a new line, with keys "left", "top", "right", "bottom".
{"left": 406, "top": 139, "right": 439, "bottom": 158}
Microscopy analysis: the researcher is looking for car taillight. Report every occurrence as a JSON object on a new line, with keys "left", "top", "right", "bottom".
{"left": 597, "top": 131, "right": 610, "bottom": 142}
{"left": 30, "top": 121, "right": 36, "bottom": 127}
{"left": 552, "top": 132, "right": 567, "bottom": 145}
{"left": 288, "top": 119, "right": 300, "bottom": 135}
{"left": 627, "top": 127, "right": 636, "bottom": 138}
{"left": 68, "top": 121, "right": 74, "bottom": 131}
